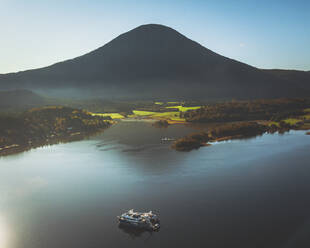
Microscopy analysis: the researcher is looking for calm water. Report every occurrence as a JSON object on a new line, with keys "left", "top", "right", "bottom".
{"left": 1, "top": 121, "right": 310, "bottom": 248}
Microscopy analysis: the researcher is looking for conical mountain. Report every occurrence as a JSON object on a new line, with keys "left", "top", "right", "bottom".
{"left": 0, "top": 24, "right": 308, "bottom": 99}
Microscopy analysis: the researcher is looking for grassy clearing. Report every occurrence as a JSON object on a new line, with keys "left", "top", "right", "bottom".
{"left": 283, "top": 118, "right": 301, "bottom": 125}
{"left": 264, "top": 119, "right": 302, "bottom": 127}
{"left": 304, "top": 108, "right": 310, "bottom": 113}
{"left": 91, "top": 113, "right": 125, "bottom": 119}
{"left": 131, "top": 110, "right": 156, "bottom": 116}
{"left": 166, "top": 105, "right": 201, "bottom": 112}
{"left": 302, "top": 114, "right": 310, "bottom": 120}
{"left": 131, "top": 110, "right": 185, "bottom": 122}
{"left": 267, "top": 121, "right": 280, "bottom": 127}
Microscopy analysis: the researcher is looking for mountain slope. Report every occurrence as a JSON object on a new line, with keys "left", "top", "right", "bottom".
{"left": 263, "top": 69, "right": 310, "bottom": 90}
{"left": 0, "top": 89, "right": 45, "bottom": 106}
{"left": 0, "top": 89, "right": 47, "bottom": 112}
{"left": 0, "top": 24, "right": 309, "bottom": 99}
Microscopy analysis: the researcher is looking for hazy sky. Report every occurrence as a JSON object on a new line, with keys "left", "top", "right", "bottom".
{"left": 1, "top": 0, "right": 309, "bottom": 73}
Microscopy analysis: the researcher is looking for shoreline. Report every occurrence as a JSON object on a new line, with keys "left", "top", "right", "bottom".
{"left": 0, "top": 128, "right": 108, "bottom": 157}
{"left": 2, "top": 116, "right": 310, "bottom": 157}
{"left": 0, "top": 106, "right": 113, "bottom": 157}
{"left": 171, "top": 121, "right": 310, "bottom": 152}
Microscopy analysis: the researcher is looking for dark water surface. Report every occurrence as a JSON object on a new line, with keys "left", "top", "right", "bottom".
{"left": 1, "top": 121, "right": 310, "bottom": 248}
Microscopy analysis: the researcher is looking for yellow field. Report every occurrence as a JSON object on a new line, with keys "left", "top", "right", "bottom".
{"left": 166, "top": 105, "right": 201, "bottom": 112}
{"left": 91, "top": 113, "right": 125, "bottom": 119}
{"left": 267, "top": 121, "right": 280, "bottom": 127}
{"left": 91, "top": 107, "right": 193, "bottom": 123}
{"left": 131, "top": 110, "right": 156, "bottom": 116}
{"left": 303, "top": 114, "right": 310, "bottom": 120}
{"left": 131, "top": 110, "right": 185, "bottom": 122}
{"left": 283, "top": 118, "right": 302, "bottom": 125}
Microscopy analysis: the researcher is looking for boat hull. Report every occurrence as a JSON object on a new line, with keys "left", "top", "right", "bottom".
{"left": 118, "top": 218, "right": 160, "bottom": 231}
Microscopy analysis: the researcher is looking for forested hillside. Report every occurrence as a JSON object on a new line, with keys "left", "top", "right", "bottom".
{"left": 0, "top": 106, "right": 111, "bottom": 155}
{"left": 184, "top": 98, "right": 310, "bottom": 122}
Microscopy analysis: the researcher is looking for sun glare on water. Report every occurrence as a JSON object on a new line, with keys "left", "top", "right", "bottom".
{"left": 0, "top": 216, "right": 9, "bottom": 248}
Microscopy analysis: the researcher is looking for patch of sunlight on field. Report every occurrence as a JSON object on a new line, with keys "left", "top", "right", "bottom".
{"left": 154, "top": 102, "right": 164, "bottom": 105}
{"left": 169, "top": 116, "right": 186, "bottom": 122}
{"left": 268, "top": 121, "right": 280, "bottom": 127}
{"left": 91, "top": 113, "right": 125, "bottom": 119}
{"left": 166, "top": 105, "right": 201, "bottom": 112}
{"left": 283, "top": 118, "right": 301, "bottom": 125}
{"left": 132, "top": 110, "right": 156, "bottom": 116}
{"left": 131, "top": 110, "right": 185, "bottom": 121}
{"left": 0, "top": 216, "right": 9, "bottom": 248}
{"left": 167, "top": 101, "right": 181, "bottom": 104}
{"left": 302, "top": 114, "right": 310, "bottom": 120}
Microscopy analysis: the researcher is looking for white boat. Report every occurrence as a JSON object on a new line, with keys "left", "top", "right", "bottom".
{"left": 117, "top": 209, "right": 160, "bottom": 231}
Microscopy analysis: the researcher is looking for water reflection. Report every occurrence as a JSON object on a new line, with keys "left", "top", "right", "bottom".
{"left": 118, "top": 224, "right": 156, "bottom": 240}
{"left": 94, "top": 121, "right": 196, "bottom": 149}
{"left": 91, "top": 121, "right": 197, "bottom": 174}
{"left": 1, "top": 123, "right": 310, "bottom": 248}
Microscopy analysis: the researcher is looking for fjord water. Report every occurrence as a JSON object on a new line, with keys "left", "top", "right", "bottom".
{"left": 1, "top": 121, "right": 310, "bottom": 248}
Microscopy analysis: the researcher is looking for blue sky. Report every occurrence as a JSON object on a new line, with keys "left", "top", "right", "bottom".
{"left": 0, "top": 0, "right": 309, "bottom": 73}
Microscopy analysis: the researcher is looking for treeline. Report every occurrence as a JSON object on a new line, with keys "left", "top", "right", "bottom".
{"left": 172, "top": 122, "right": 268, "bottom": 151}
{"left": 171, "top": 119, "right": 309, "bottom": 152}
{"left": 0, "top": 106, "right": 111, "bottom": 154}
{"left": 184, "top": 98, "right": 310, "bottom": 123}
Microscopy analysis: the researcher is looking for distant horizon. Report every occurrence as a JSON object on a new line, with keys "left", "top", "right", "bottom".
{"left": 1, "top": 0, "right": 309, "bottom": 73}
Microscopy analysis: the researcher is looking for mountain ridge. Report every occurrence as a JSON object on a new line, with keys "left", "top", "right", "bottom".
{"left": 0, "top": 24, "right": 309, "bottom": 99}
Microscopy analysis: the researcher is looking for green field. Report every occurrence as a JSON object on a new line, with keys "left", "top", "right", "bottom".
{"left": 304, "top": 108, "right": 310, "bottom": 113}
{"left": 303, "top": 114, "right": 310, "bottom": 120}
{"left": 91, "top": 109, "right": 186, "bottom": 122}
{"left": 166, "top": 105, "right": 201, "bottom": 112}
{"left": 283, "top": 118, "right": 302, "bottom": 125}
{"left": 268, "top": 121, "right": 280, "bottom": 127}
{"left": 130, "top": 110, "right": 185, "bottom": 122}
{"left": 91, "top": 113, "right": 125, "bottom": 119}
